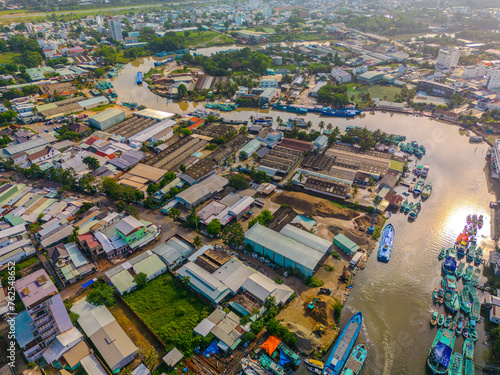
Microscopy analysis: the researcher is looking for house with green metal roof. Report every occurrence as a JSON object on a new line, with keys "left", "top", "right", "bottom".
{"left": 104, "top": 251, "right": 167, "bottom": 295}
{"left": 333, "top": 233, "right": 359, "bottom": 255}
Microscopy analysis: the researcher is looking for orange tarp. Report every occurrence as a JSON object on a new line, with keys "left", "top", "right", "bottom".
{"left": 260, "top": 335, "right": 281, "bottom": 356}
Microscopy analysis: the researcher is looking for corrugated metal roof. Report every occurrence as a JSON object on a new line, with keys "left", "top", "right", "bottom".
{"left": 177, "top": 262, "right": 230, "bottom": 303}
{"left": 279, "top": 224, "right": 332, "bottom": 253}
{"left": 133, "top": 253, "right": 166, "bottom": 276}
{"left": 245, "top": 223, "right": 326, "bottom": 271}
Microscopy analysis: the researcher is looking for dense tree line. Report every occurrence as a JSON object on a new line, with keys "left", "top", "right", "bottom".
{"left": 182, "top": 47, "right": 271, "bottom": 76}
{"left": 343, "top": 14, "right": 428, "bottom": 36}
{"left": 317, "top": 82, "right": 350, "bottom": 107}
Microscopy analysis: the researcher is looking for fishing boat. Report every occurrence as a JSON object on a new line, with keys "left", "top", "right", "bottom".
{"left": 468, "top": 320, "right": 478, "bottom": 342}
{"left": 273, "top": 102, "right": 308, "bottom": 114}
{"left": 241, "top": 357, "right": 269, "bottom": 375}
{"left": 463, "top": 265, "right": 474, "bottom": 282}
{"left": 308, "top": 367, "right": 322, "bottom": 374}
{"left": 409, "top": 183, "right": 415, "bottom": 193}
{"left": 456, "top": 239, "right": 468, "bottom": 257}
{"left": 427, "top": 329, "right": 456, "bottom": 374}
{"left": 254, "top": 116, "right": 273, "bottom": 123}
{"left": 433, "top": 289, "right": 439, "bottom": 303}
{"left": 438, "top": 287, "right": 444, "bottom": 304}
{"left": 442, "top": 275, "right": 460, "bottom": 313}
{"left": 405, "top": 202, "right": 413, "bottom": 214}
{"left": 136, "top": 71, "right": 143, "bottom": 85}
{"left": 422, "top": 164, "right": 430, "bottom": 177}
{"left": 431, "top": 311, "right": 438, "bottom": 326}
{"left": 448, "top": 352, "right": 464, "bottom": 375}
{"left": 437, "top": 313, "right": 445, "bottom": 327}
{"left": 340, "top": 344, "right": 367, "bottom": 375}
{"left": 438, "top": 248, "right": 447, "bottom": 260}
{"left": 470, "top": 268, "right": 481, "bottom": 286}
{"left": 444, "top": 314, "right": 452, "bottom": 328}
{"left": 463, "top": 339, "right": 474, "bottom": 375}
{"left": 400, "top": 199, "right": 408, "bottom": 212}
{"left": 459, "top": 287, "right": 471, "bottom": 315}
{"left": 377, "top": 224, "right": 395, "bottom": 263}
{"left": 260, "top": 354, "right": 284, "bottom": 375}
{"left": 456, "top": 315, "right": 464, "bottom": 336}
{"left": 422, "top": 182, "right": 433, "bottom": 198}
{"left": 470, "top": 299, "right": 480, "bottom": 321}
{"left": 477, "top": 215, "right": 483, "bottom": 229}
{"left": 466, "top": 243, "right": 476, "bottom": 261}
{"left": 414, "top": 178, "right": 425, "bottom": 195}
{"left": 323, "top": 312, "right": 363, "bottom": 375}
{"left": 305, "top": 359, "right": 324, "bottom": 371}
{"left": 320, "top": 107, "right": 362, "bottom": 117}
{"left": 474, "top": 247, "right": 483, "bottom": 265}
{"left": 442, "top": 256, "right": 457, "bottom": 275}
{"left": 409, "top": 202, "right": 421, "bottom": 220}
{"left": 455, "top": 262, "right": 465, "bottom": 279}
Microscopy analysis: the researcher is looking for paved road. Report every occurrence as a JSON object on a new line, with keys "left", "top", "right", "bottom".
{"left": 0, "top": 1, "right": 207, "bottom": 19}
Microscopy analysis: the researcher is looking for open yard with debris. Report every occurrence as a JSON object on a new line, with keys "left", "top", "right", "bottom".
{"left": 123, "top": 272, "right": 214, "bottom": 354}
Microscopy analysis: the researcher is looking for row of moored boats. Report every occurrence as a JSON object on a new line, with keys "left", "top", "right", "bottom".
{"left": 427, "top": 214, "right": 485, "bottom": 375}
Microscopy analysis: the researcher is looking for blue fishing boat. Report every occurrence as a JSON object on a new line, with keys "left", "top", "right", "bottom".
{"left": 340, "top": 344, "right": 367, "bottom": 375}
{"left": 377, "top": 224, "right": 395, "bottom": 262}
{"left": 272, "top": 103, "right": 308, "bottom": 114}
{"left": 427, "top": 329, "right": 456, "bottom": 374}
{"left": 136, "top": 71, "right": 143, "bottom": 85}
{"left": 323, "top": 312, "right": 363, "bottom": 375}
{"left": 320, "top": 108, "right": 362, "bottom": 117}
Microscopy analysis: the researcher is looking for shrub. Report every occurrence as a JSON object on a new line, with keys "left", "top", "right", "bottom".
{"left": 331, "top": 251, "right": 341, "bottom": 260}
{"left": 306, "top": 277, "right": 324, "bottom": 288}
{"left": 333, "top": 299, "right": 343, "bottom": 325}
{"left": 274, "top": 277, "right": 284, "bottom": 284}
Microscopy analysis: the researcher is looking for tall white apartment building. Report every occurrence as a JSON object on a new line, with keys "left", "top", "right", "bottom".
{"left": 487, "top": 69, "right": 500, "bottom": 90}
{"left": 436, "top": 47, "right": 461, "bottom": 69}
{"left": 108, "top": 18, "right": 123, "bottom": 42}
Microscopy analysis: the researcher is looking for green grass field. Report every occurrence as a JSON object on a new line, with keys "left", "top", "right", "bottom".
{"left": 0, "top": 52, "right": 19, "bottom": 64}
{"left": 124, "top": 273, "right": 213, "bottom": 354}
{"left": 184, "top": 31, "right": 235, "bottom": 47}
{"left": 367, "top": 85, "right": 401, "bottom": 102}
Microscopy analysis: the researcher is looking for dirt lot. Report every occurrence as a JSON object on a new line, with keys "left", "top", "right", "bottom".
{"left": 271, "top": 191, "right": 359, "bottom": 220}
{"left": 276, "top": 253, "right": 351, "bottom": 354}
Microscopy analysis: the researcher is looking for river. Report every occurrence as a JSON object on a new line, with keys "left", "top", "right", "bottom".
{"left": 111, "top": 58, "right": 494, "bottom": 374}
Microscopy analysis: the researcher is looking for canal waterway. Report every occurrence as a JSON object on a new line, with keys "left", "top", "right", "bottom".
{"left": 111, "top": 58, "right": 494, "bottom": 374}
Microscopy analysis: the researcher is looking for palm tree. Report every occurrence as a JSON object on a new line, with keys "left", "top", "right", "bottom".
{"left": 250, "top": 115, "right": 254, "bottom": 123}
{"left": 327, "top": 123, "right": 333, "bottom": 131}
{"left": 352, "top": 184, "right": 359, "bottom": 198}
{"left": 319, "top": 120, "right": 325, "bottom": 129}
{"left": 193, "top": 235, "right": 202, "bottom": 249}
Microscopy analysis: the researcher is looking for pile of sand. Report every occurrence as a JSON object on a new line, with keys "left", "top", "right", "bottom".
{"left": 354, "top": 214, "right": 384, "bottom": 228}
{"left": 271, "top": 192, "right": 358, "bottom": 220}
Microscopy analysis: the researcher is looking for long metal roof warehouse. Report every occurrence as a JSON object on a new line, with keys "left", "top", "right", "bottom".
{"left": 244, "top": 223, "right": 332, "bottom": 277}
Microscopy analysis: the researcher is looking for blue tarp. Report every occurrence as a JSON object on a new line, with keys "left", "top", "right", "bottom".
{"left": 203, "top": 341, "right": 220, "bottom": 356}
{"left": 434, "top": 342, "right": 452, "bottom": 368}
{"left": 278, "top": 350, "right": 290, "bottom": 366}
{"left": 443, "top": 257, "right": 457, "bottom": 273}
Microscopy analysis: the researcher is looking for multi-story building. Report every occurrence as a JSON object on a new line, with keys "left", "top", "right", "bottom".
{"left": 462, "top": 64, "right": 487, "bottom": 79}
{"left": 493, "top": 139, "right": 500, "bottom": 180}
{"left": 487, "top": 69, "right": 500, "bottom": 90}
{"left": 14, "top": 269, "right": 73, "bottom": 362}
{"left": 436, "top": 48, "right": 461, "bottom": 70}
{"left": 331, "top": 68, "right": 352, "bottom": 83}
{"left": 108, "top": 19, "right": 123, "bottom": 42}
